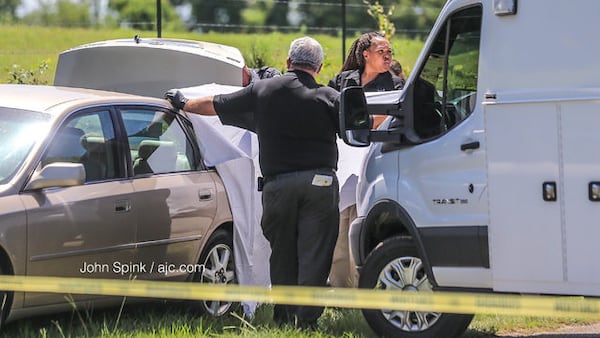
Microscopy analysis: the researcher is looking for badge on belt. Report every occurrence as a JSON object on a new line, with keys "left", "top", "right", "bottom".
{"left": 312, "top": 174, "right": 333, "bottom": 187}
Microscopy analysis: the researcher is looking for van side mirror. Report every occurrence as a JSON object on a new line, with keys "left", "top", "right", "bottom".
{"left": 340, "top": 86, "right": 371, "bottom": 147}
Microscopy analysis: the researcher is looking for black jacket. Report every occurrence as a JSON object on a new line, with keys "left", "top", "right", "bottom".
{"left": 328, "top": 69, "right": 404, "bottom": 92}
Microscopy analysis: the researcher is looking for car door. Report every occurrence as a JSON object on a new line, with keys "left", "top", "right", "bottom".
{"left": 22, "top": 108, "right": 137, "bottom": 306}
{"left": 403, "top": 8, "right": 486, "bottom": 228}
{"left": 393, "top": 6, "right": 489, "bottom": 286}
{"left": 119, "top": 108, "right": 218, "bottom": 281}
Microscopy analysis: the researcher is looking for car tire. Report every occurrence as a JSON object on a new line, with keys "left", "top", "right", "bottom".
{"left": 193, "top": 229, "right": 237, "bottom": 317}
{"left": 358, "top": 236, "right": 474, "bottom": 338}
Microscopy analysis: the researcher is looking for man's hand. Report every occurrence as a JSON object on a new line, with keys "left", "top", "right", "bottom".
{"left": 164, "top": 89, "right": 189, "bottom": 110}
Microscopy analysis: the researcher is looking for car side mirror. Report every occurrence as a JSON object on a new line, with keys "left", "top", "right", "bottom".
{"left": 25, "top": 162, "right": 85, "bottom": 190}
{"left": 339, "top": 86, "right": 371, "bottom": 147}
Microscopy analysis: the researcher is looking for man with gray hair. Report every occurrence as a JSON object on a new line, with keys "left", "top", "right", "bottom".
{"left": 165, "top": 36, "right": 340, "bottom": 329}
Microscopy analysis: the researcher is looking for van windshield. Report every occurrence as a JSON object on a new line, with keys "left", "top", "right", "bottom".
{"left": 0, "top": 109, "right": 51, "bottom": 184}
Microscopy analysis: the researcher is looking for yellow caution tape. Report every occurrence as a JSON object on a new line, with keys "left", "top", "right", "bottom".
{"left": 0, "top": 275, "right": 598, "bottom": 318}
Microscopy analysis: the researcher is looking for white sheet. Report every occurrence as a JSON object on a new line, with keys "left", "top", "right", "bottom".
{"left": 181, "top": 84, "right": 269, "bottom": 317}
{"left": 179, "top": 83, "right": 368, "bottom": 316}
{"left": 337, "top": 139, "right": 369, "bottom": 211}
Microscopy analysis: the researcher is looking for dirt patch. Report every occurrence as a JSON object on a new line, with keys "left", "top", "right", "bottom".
{"left": 479, "top": 322, "right": 600, "bottom": 337}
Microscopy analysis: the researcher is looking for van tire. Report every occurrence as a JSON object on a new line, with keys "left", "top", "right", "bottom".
{"left": 192, "top": 229, "right": 238, "bottom": 317}
{"left": 358, "top": 236, "right": 473, "bottom": 338}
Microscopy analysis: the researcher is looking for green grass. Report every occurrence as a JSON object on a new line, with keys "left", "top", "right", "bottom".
{"left": 1, "top": 298, "right": 597, "bottom": 337}
{"left": 0, "top": 24, "right": 425, "bottom": 86}
{"left": 1, "top": 300, "right": 376, "bottom": 337}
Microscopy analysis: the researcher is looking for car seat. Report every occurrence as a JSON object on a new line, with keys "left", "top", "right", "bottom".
{"left": 80, "top": 136, "right": 108, "bottom": 181}
{"left": 133, "top": 139, "right": 177, "bottom": 175}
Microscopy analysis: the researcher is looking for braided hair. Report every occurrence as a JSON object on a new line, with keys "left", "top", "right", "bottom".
{"left": 341, "top": 31, "right": 385, "bottom": 72}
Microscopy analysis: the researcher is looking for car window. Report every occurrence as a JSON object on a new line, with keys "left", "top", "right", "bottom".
{"left": 120, "top": 109, "right": 195, "bottom": 176}
{"left": 42, "top": 109, "right": 118, "bottom": 182}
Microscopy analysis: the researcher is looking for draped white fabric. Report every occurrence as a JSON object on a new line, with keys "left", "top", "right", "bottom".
{"left": 181, "top": 84, "right": 269, "bottom": 317}
{"left": 179, "top": 83, "right": 367, "bottom": 316}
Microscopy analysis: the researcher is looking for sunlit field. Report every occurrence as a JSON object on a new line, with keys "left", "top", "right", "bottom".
{"left": 0, "top": 24, "right": 425, "bottom": 86}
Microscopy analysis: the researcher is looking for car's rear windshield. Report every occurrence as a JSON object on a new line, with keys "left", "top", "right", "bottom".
{"left": 0, "top": 108, "right": 51, "bottom": 184}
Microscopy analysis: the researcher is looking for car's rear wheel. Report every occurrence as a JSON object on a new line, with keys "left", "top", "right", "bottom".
{"left": 359, "top": 236, "right": 473, "bottom": 338}
{"left": 193, "top": 229, "right": 237, "bottom": 317}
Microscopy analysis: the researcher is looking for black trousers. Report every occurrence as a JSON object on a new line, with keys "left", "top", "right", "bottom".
{"left": 261, "top": 168, "right": 339, "bottom": 325}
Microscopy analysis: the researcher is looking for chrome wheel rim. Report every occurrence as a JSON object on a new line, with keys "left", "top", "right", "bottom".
{"left": 200, "top": 243, "right": 235, "bottom": 316}
{"left": 375, "top": 255, "right": 440, "bottom": 332}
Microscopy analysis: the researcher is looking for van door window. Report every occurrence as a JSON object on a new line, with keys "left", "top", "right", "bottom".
{"left": 414, "top": 5, "right": 482, "bottom": 139}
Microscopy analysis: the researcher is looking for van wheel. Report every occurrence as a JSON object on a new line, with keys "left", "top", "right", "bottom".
{"left": 193, "top": 229, "right": 237, "bottom": 317}
{"left": 359, "top": 236, "right": 473, "bottom": 338}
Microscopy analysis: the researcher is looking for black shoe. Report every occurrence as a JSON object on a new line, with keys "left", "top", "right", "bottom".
{"left": 273, "top": 313, "right": 294, "bottom": 327}
{"left": 296, "top": 320, "right": 318, "bottom": 331}
{"left": 273, "top": 305, "right": 294, "bottom": 327}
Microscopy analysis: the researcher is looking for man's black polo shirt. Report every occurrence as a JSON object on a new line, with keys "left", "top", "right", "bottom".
{"left": 213, "top": 70, "right": 340, "bottom": 177}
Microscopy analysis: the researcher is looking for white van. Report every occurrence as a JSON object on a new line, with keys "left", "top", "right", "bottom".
{"left": 339, "top": 0, "right": 600, "bottom": 337}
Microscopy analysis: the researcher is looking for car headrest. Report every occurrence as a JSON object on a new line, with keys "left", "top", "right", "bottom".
{"left": 138, "top": 139, "right": 175, "bottom": 160}
{"left": 80, "top": 136, "right": 105, "bottom": 152}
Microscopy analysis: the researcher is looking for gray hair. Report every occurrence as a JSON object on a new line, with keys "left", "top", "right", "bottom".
{"left": 288, "top": 36, "right": 323, "bottom": 72}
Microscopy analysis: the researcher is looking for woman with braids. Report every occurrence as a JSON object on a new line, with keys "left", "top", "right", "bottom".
{"left": 327, "top": 32, "right": 404, "bottom": 289}
{"left": 329, "top": 31, "right": 404, "bottom": 94}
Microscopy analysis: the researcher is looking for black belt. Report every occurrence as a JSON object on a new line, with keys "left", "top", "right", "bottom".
{"left": 265, "top": 168, "right": 334, "bottom": 181}
{"left": 259, "top": 168, "right": 335, "bottom": 191}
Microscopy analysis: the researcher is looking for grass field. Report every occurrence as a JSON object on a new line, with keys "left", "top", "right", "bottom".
{"left": 0, "top": 24, "right": 426, "bottom": 86}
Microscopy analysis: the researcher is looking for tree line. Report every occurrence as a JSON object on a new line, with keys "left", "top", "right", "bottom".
{"left": 1, "top": 0, "right": 446, "bottom": 37}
